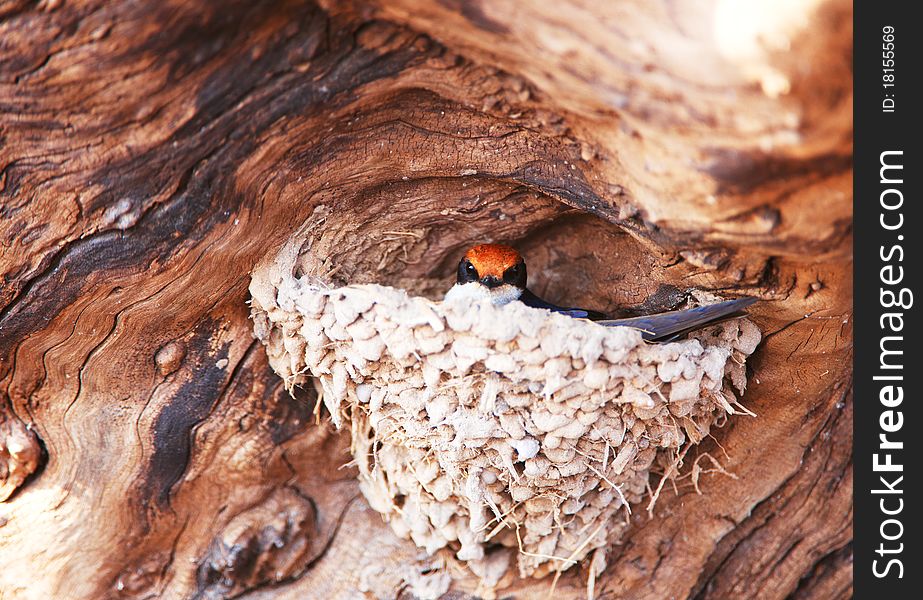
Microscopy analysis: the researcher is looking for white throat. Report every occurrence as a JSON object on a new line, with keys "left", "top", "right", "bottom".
{"left": 444, "top": 282, "right": 523, "bottom": 306}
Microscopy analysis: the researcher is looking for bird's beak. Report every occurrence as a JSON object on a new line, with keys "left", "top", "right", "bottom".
{"left": 480, "top": 276, "right": 502, "bottom": 289}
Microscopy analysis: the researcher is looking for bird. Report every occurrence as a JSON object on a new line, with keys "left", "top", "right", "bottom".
{"left": 444, "top": 243, "right": 756, "bottom": 342}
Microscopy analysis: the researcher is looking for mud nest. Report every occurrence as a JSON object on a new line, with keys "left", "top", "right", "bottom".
{"left": 249, "top": 244, "right": 761, "bottom": 581}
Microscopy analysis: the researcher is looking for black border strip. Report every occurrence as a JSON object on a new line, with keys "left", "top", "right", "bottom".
{"left": 855, "top": 1, "right": 920, "bottom": 595}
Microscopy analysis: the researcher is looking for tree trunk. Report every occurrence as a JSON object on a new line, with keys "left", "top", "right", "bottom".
{"left": 0, "top": 1, "right": 852, "bottom": 599}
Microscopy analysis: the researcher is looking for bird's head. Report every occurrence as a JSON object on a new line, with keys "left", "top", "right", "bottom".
{"left": 454, "top": 243, "right": 527, "bottom": 305}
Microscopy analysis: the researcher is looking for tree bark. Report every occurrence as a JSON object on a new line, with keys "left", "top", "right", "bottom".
{"left": 0, "top": 1, "right": 852, "bottom": 598}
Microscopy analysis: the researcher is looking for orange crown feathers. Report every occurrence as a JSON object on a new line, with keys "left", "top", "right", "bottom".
{"left": 463, "top": 244, "right": 523, "bottom": 278}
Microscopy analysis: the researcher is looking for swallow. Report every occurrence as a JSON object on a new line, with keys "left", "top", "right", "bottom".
{"left": 445, "top": 243, "right": 756, "bottom": 342}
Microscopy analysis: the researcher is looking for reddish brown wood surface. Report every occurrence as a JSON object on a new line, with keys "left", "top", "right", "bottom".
{"left": 1, "top": 1, "right": 851, "bottom": 598}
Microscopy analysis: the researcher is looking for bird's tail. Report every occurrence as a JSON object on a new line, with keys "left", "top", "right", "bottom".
{"left": 597, "top": 297, "right": 757, "bottom": 342}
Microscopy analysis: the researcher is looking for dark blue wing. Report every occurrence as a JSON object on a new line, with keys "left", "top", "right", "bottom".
{"left": 519, "top": 289, "right": 607, "bottom": 320}
{"left": 597, "top": 297, "right": 756, "bottom": 342}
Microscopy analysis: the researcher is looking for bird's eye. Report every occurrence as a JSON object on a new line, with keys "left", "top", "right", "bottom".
{"left": 458, "top": 259, "right": 479, "bottom": 284}
{"left": 503, "top": 262, "right": 524, "bottom": 283}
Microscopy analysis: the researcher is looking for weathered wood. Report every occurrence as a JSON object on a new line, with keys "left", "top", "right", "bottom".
{"left": 1, "top": 0, "right": 852, "bottom": 598}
